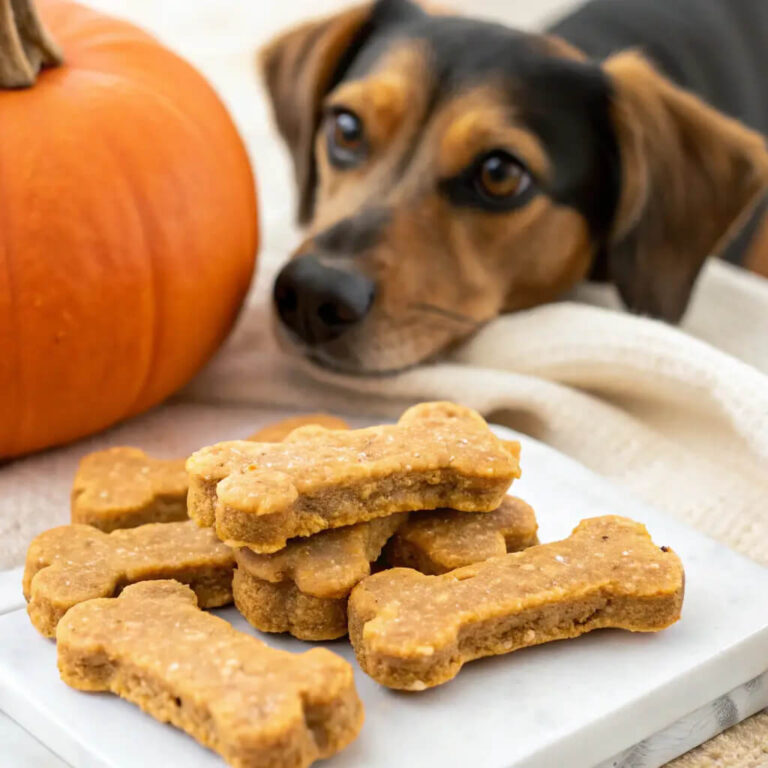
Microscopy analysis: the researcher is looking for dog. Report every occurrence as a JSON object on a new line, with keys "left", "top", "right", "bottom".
{"left": 262, "top": 0, "right": 768, "bottom": 374}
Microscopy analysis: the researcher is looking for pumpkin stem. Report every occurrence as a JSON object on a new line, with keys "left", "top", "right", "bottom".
{"left": 0, "top": 0, "right": 62, "bottom": 88}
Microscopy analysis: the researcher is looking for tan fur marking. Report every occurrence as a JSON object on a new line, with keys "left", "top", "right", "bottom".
{"left": 744, "top": 210, "right": 768, "bottom": 278}
{"left": 542, "top": 34, "right": 589, "bottom": 61}
{"left": 326, "top": 45, "right": 430, "bottom": 151}
{"left": 436, "top": 86, "right": 551, "bottom": 181}
{"left": 312, "top": 43, "right": 432, "bottom": 232}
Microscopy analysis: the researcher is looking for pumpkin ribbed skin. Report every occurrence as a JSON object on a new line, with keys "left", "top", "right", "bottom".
{"left": 0, "top": 0, "right": 258, "bottom": 457}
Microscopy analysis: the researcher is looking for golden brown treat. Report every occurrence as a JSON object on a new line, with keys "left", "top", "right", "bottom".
{"left": 349, "top": 516, "right": 685, "bottom": 690}
{"left": 502, "top": 440, "right": 522, "bottom": 463}
{"left": 233, "top": 571, "right": 349, "bottom": 644}
{"left": 71, "top": 447, "right": 188, "bottom": 531}
{"left": 233, "top": 514, "right": 406, "bottom": 640}
{"left": 24, "top": 521, "right": 234, "bottom": 637}
{"left": 188, "top": 402, "right": 520, "bottom": 552}
{"left": 247, "top": 413, "right": 349, "bottom": 442}
{"left": 385, "top": 496, "right": 538, "bottom": 574}
{"left": 57, "top": 581, "right": 364, "bottom": 768}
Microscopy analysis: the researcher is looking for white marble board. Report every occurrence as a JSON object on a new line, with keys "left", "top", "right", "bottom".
{"left": 1, "top": 427, "right": 767, "bottom": 768}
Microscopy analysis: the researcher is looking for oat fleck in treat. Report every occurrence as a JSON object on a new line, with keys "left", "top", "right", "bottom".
{"left": 24, "top": 520, "right": 234, "bottom": 637}
{"left": 349, "top": 516, "right": 684, "bottom": 690}
{"left": 234, "top": 514, "right": 407, "bottom": 640}
{"left": 385, "top": 496, "right": 538, "bottom": 574}
{"left": 247, "top": 413, "right": 349, "bottom": 442}
{"left": 71, "top": 447, "right": 189, "bottom": 531}
{"left": 188, "top": 402, "right": 520, "bottom": 551}
{"left": 57, "top": 581, "right": 364, "bottom": 768}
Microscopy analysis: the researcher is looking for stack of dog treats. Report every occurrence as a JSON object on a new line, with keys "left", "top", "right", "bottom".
{"left": 23, "top": 402, "right": 685, "bottom": 768}
{"left": 191, "top": 402, "right": 536, "bottom": 641}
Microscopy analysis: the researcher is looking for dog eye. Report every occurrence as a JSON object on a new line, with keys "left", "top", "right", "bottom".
{"left": 475, "top": 151, "right": 531, "bottom": 200}
{"left": 325, "top": 108, "right": 367, "bottom": 169}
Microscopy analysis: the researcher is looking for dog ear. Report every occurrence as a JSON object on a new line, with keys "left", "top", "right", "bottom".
{"left": 260, "top": 5, "right": 373, "bottom": 224}
{"left": 603, "top": 51, "right": 768, "bottom": 322}
{"left": 260, "top": 0, "right": 425, "bottom": 224}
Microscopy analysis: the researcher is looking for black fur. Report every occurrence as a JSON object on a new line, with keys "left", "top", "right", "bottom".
{"left": 551, "top": 0, "right": 768, "bottom": 135}
{"left": 550, "top": 0, "right": 768, "bottom": 265}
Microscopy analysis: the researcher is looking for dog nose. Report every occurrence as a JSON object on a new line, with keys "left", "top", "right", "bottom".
{"left": 273, "top": 255, "right": 375, "bottom": 345}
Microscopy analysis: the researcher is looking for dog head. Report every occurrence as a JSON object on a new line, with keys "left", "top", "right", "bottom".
{"left": 262, "top": 0, "right": 768, "bottom": 374}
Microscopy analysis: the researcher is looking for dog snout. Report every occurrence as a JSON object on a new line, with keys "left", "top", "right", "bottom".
{"left": 273, "top": 255, "right": 375, "bottom": 345}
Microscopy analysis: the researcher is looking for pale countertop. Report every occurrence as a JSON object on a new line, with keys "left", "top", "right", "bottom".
{"left": 1, "top": 712, "right": 67, "bottom": 768}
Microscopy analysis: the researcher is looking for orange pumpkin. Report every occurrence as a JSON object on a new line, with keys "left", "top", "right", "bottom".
{"left": 0, "top": 0, "right": 258, "bottom": 457}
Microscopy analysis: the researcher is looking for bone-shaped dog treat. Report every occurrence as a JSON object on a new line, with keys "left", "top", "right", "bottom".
{"left": 57, "top": 581, "right": 364, "bottom": 768}
{"left": 234, "top": 514, "right": 407, "bottom": 640}
{"left": 188, "top": 402, "right": 520, "bottom": 551}
{"left": 24, "top": 520, "right": 234, "bottom": 636}
{"left": 349, "top": 516, "right": 684, "bottom": 690}
{"left": 71, "top": 447, "right": 189, "bottom": 531}
{"left": 385, "top": 496, "right": 538, "bottom": 574}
